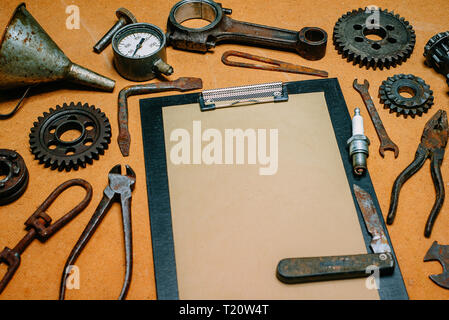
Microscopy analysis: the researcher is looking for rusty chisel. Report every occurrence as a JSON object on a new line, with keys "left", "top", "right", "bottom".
{"left": 117, "top": 77, "right": 203, "bottom": 157}
{"left": 277, "top": 184, "right": 394, "bottom": 284}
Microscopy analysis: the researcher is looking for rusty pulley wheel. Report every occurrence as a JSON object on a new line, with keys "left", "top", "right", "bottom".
{"left": 0, "top": 149, "right": 29, "bottom": 206}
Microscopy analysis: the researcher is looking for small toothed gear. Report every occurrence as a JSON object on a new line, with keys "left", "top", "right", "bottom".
{"left": 424, "top": 31, "right": 449, "bottom": 87}
{"left": 333, "top": 7, "right": 415, "bottom": 69}
{"left": 29, "top": 102, "right": 111, "bottom": 171}
{"left": 379, "top": 74, "right": 434, "bottom": 118}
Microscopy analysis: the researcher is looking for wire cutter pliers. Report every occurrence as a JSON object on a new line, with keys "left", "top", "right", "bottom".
{"left": 59, "top": 165, "right": 136, "bottom": 300}
{"left": 387, "top": 109, "right": 448, "bottom": 237}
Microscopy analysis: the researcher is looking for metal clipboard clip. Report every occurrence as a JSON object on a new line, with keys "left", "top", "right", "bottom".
{"left": 199, "top": 81, "right": 288, "bottom": 111}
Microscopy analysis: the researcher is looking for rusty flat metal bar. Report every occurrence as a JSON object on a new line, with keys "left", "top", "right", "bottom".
{"left": 221, "top": 50, "right": 328, "bottom": 77}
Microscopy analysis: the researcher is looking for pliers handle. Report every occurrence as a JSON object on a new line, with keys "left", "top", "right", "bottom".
{"left": 387, "top": 145, "right": 445, "bottom": 237}
{"left": 387, "top": 109, "right": 448, "bottom": 237}
{"left": 59, "top": 165, "right": 135, "bottom": 300}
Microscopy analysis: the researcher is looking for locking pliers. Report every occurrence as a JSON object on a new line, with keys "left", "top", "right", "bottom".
{"left": 387, "top": 109, "right": 448, "bottom": 237}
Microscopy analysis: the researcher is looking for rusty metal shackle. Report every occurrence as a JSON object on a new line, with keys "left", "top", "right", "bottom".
{"left": 0, "top": 179, "right": 92, "bottom": 295}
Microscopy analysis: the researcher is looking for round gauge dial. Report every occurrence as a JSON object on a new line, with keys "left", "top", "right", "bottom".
{"left": 117, "top": 31, "right": 162, "bottom": 58}
{"left": 112, "top": 23, "right": 172, "bottom": 81}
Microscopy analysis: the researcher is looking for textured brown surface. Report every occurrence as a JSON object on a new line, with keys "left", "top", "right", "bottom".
{"left": 0, "top": 0, "right": 448, "bottom": 300}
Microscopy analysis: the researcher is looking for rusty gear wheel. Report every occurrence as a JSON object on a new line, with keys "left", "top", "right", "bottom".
{"left": 333, "top": 8, "right": 415, "bottom": 69}
{"left": 29, "top": 102, "right": 111, "bottom": 171}
{"left": 379, "top": 74, "right": 434, "bottom": 118}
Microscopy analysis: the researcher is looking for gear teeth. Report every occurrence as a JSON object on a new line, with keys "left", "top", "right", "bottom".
{"left": 333, "top": 8, "right": 415, "bottom": 69}
{"left": 85, "top": 154, "right": 93, "bottom": 164}
{"left": 29, "top": 102, "right": 111, "bottom": 171}
{"left": 42, "top": 154, "right": 51, "bottom": 163}
{"left": 50, "top": 161, "right": 58, "bottom": 170}
{"left": 378, "top": 74, "right": 434, "bottom": 118}
{"left": 49, "top": 158, "right": 57, "bottom": 167}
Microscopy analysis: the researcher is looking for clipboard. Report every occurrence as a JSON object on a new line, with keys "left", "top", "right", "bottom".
{"left": 139, "top": 78, "right": 408, "bottom": 300}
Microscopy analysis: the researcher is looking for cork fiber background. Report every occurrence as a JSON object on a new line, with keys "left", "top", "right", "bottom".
{"left": 0, "top": 0, "right": 448, "bottom": 299}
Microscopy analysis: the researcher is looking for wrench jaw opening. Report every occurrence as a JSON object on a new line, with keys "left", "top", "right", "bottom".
{"left": 353, "top": 79, "right": 370, "bottom": 91}
{"left": 379, "top": 143, "right": 400, "bottom": 159}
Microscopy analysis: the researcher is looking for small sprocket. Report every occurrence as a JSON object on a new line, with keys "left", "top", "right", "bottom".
{"left": 379, "top": 74, "right": 434, "bottom": 118}
{"left": 29, "top": 102, "right": 111, "bottom": 171}
{"left": 333, "top": 7, "right": 415, "bottom": 69}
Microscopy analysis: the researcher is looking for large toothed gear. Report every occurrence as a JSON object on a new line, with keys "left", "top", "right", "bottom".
{"left": 333, "top": 8, "right": 415, "bottom": 69}
{"left": 379, "top": 74, "right": 434, "bottom": 118}
{"left": 29, "top": 102, "right": 111, "bottom": 171}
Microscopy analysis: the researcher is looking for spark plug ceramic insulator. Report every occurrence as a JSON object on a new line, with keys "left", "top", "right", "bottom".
{"left": 347, "top": 108, "right": 370, "bottom": 175}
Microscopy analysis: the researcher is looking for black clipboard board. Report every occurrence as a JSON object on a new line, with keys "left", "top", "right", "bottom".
{"left": 139, "top": 78, "right": 408, "bottom": 300}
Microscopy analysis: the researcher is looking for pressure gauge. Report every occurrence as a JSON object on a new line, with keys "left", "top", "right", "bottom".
{"left": 112, "top": 23, "right": 173, "bottom": 81}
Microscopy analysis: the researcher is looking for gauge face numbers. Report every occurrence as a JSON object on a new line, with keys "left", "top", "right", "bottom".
{"left": 117, "top": 31, "right": 162, "bottom": 58}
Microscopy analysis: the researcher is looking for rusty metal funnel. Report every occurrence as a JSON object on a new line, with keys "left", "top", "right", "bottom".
{"left": 0, "top": 3, "right": 115, "bottom": 92}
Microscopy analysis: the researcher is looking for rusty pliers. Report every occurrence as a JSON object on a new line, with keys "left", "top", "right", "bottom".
{"left": 387, "top": 110, "right": 448, "bottom": 237}
{"left": 59, "top": 165, "right": 136, "bottom": 300}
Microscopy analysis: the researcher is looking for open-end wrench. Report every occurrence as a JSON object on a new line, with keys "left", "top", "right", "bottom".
{"left": 353, "top": 79, "right": 399, "bottom": 158}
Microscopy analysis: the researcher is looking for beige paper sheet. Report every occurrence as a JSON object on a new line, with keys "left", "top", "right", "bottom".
{"left": 162, "top": 92, "right": 379, "bottom": 300}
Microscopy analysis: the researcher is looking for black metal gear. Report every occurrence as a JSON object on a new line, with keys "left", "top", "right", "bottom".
{"left": 333, "top": 8, "right": 415, "bottom": 69}
{"left": 29, "top": 102, "right": 111, "bottom": 171}
{"left": 379, "top": 74, "right": 434, "bottom": 118}
{"left": 424, "top": 31, "right": 449, "bottom": 87}
{"left": 0, "top": 149, "right": 29, "bottom": 205}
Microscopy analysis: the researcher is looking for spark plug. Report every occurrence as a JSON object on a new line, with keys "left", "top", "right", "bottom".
{"left": 347, "top": 108, "right": 370, "bottom": 175}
